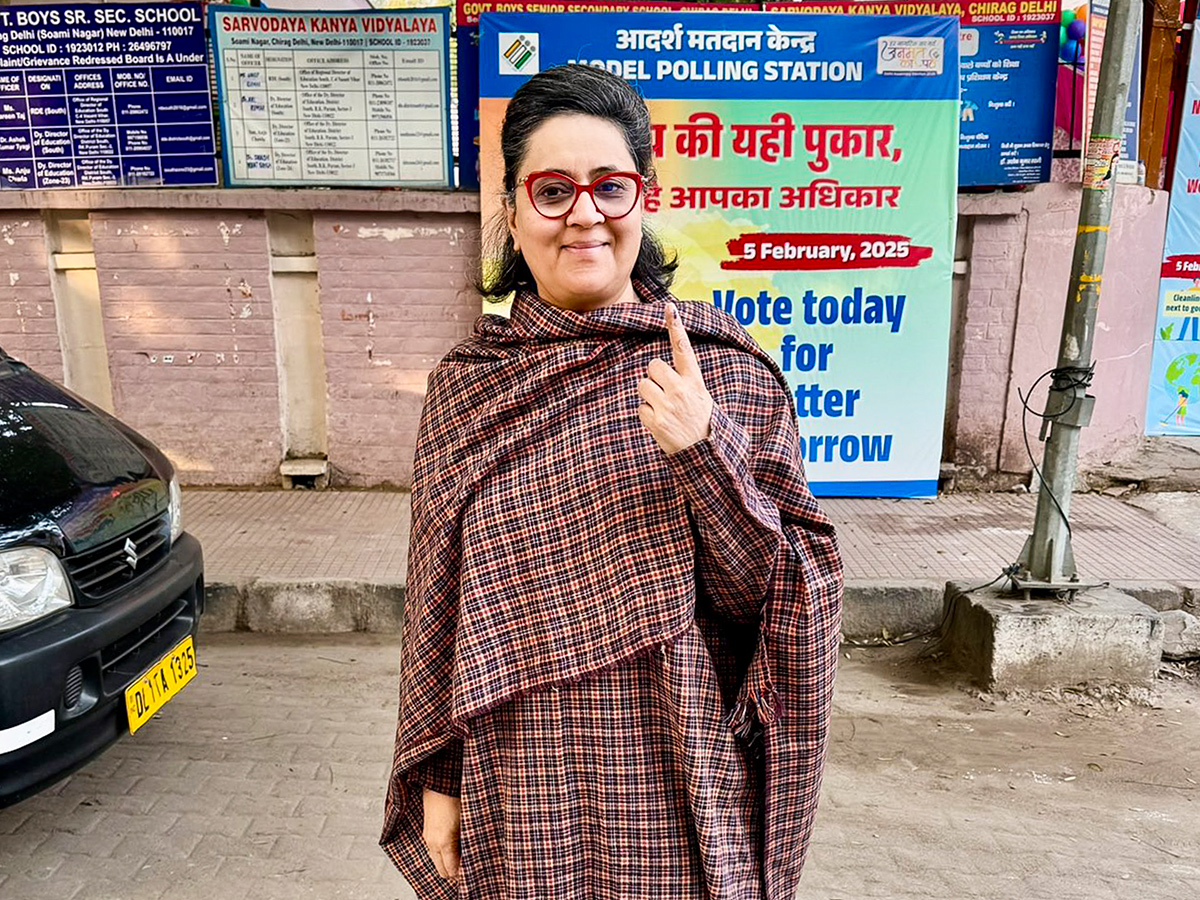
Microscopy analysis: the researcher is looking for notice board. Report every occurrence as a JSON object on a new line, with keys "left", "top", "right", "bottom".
{"left": 209, "top": 4, "right": 452, "bottom": 187}
{"left": 480, "top": 11, "right": 959, "bottom": 498}
{"left": 0, "top": 2, "right": 217, "bottom": 190}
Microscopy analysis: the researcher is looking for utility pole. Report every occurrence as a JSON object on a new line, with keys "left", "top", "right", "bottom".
{"left": 1015, "top": 0, "right": 1141, "bottom": 591}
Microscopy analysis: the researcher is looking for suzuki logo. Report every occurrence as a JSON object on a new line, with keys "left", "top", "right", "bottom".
{"left": 124, "top": 537, "right": 138, "bottom": 570}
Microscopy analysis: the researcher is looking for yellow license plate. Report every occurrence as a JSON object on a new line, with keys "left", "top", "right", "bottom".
{"left": 124, "top": 636, "right": 196, "bottom": 735}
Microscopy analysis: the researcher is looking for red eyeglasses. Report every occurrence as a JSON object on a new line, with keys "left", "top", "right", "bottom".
{"left": 518, "top": 171, "right": 645, "bottom": 220}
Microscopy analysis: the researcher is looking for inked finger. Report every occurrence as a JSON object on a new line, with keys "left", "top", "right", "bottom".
{"left": 667, "top": 303, "right": 699, "bottom": 376}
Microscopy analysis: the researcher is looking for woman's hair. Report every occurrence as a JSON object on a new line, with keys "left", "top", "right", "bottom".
{"left": 477, "top": 64, "right": 677, "bottom": 302}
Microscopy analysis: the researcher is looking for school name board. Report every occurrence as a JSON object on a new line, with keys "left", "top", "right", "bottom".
{"left": 209, "top": 5, "right": 452, "bottom": 187}
{"left": 0, "top": 2, "right": 216, "bottom": 190}
{"left": 481, "top": 11, "right": 960, "bottom": 498}
{"left": 770, "top": 0, "right": 1059, "bottom": 187}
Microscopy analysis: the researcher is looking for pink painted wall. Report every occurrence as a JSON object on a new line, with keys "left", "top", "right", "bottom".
{"left": 956, "top": 183, "right": 1168, "bottom": 481}
{"left": 91, "top": 210, "right": 281, "bottom": 486}
{"left": 315, "top": 210, "right": 480, "bottom": 487}
{"left": 0, "top": 186, "right": 1171, "bottom": 490}
{"left": 0, "top": 215, "right": 62, "bottom": 381}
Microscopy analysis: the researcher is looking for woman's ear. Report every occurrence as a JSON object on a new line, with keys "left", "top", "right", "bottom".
{"left": 505, "top": 196, "right": 520, "bottom": 254}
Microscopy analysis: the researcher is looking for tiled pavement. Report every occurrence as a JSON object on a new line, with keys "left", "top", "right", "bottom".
{"left": 186, "top": 489, "right": 1200, "bottom": 589}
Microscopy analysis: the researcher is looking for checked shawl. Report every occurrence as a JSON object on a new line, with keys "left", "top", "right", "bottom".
{"left": 383, "top": 281, "right": 843, "bottom": 900}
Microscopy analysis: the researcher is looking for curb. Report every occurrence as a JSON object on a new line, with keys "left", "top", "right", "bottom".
{"left": 200, "top": 578, "right": 1197, "bottom": 637}
{"left": 203, "top": 579, "right": 406, "bottom": 634}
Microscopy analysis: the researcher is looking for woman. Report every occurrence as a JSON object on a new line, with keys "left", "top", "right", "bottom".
{"left": 382, "top": 64, "right": 842, "bottom": 900}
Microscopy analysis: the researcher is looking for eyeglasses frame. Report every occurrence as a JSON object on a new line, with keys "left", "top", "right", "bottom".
{"left": 518, "top": 170, "right": 646, "bottom": 220}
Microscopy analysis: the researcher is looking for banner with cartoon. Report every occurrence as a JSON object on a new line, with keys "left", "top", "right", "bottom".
{"left": 480, "top": 11, "right": 959, "bottom": 497}
{"left": 1148, "top": 27, "right": 1200, "bottom": 436}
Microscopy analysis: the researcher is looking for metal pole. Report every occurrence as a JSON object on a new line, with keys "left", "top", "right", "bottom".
{"left": 1020, "top": 0, "right": 1141, "bottom": 587}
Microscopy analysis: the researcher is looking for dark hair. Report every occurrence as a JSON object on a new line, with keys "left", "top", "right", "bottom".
{"left": 477, "top": 64, "right": 677, "bottom": 302}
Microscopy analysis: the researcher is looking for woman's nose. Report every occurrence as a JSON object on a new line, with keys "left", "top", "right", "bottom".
{"left": 566, "top": 189, "right": 605, "bottom": 226}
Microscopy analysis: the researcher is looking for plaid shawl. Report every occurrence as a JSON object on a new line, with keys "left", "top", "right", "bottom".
{"left": 383, "top": 280, "right": 843, "bottom": 899}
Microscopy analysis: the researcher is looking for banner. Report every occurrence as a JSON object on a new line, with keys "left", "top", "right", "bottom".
{"left": 0, "top": 2, "right": 216, "bottom": 189}
{"left": 480, "top": 11, "right": 959, "bottom": 497}
{"left": 769, "top": 1, "right": 1058, "bottom": 187}
{"left": 1147, "top": 30, "right": 1200, "bottom": 436}
{"left": 209, "top": 4, "right": 452, "bottom": 186}
{"left": 456, "top": 1, "right": 747, "bottom": 188}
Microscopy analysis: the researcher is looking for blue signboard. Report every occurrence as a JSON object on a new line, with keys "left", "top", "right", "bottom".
{"left": 958, "top": 20, "right": 1058, "bottom": 186}
{"left": 0, "top": 2, "right": 217, "bottom": 189}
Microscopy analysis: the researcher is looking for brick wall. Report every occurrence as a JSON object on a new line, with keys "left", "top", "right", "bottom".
{"left": 91, "top": 210, "right": 281, "bottom": 486}
{"left": 315, "top": 211, "right": 481, "bottom": 488}
{"left": 0, "top": 215, "right": 62, "bottom": 380}
{"left": 954, "top": 212, "right": 1027, "bottom": 475}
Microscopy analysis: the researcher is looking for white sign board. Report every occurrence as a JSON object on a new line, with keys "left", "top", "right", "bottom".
{"left": 209, "top": 4, "right": 451, "bottom": 186}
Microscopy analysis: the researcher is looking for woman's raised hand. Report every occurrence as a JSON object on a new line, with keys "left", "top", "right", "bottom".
{"left": 638, "top": 302, "right": 714, "bottom": 455}
{"left": 422, "top": 787, "right": 462, "bottom": 884}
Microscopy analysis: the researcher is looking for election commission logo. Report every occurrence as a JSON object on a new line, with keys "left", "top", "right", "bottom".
{"left": 499, "top": 33, "right": 539, "bottom": 75}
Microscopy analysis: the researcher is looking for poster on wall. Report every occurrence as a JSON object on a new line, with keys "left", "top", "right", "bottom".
{"left": 1147, "top": 29, "right": 1200, "bottom": 437}
{"left": 1082, "top": 0, "right": 1140, "bottom": 180}
{"left": 209, "top": 4, "right": 452, "bottom": 187}
{"left": 771, "top": 1, "right": 1059, "bottom": 187}
{"left": 479, "top": 11, "right": 959, "bottom": 498}
{"left": 0, "top": 1, "right": 217, "bottom": 190}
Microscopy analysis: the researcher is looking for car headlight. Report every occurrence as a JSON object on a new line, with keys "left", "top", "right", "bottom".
{"left": 0, "top": 547, "right": 72, "bottom": 633}
{"left": 168, "top": 474, "right": 183, "bottom": 544}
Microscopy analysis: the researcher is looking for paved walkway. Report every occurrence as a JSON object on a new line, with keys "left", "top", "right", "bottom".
{"left": 186, "top": 489, "right": 1200, "bottom": 593}
{"left": 1, "top": 635, "right": 1196, "bottom": 900}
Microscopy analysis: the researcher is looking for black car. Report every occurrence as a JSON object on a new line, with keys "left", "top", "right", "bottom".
{"left": 0, "top": 345, "right": 204, "bottom": 807}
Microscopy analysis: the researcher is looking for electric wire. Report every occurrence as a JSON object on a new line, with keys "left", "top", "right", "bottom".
{"left": 842, "top": 566, "right": 1022, "bottom": 648}
{"left": 844, "top": 366, "right": 1094, "bottom": 650}
{"left": 1015, "top": 363, "right": 1096, "bottom": 542}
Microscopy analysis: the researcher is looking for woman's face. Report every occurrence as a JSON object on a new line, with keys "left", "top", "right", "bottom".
{"left": 507, "top": 114, "right": 644, "bottom": 313}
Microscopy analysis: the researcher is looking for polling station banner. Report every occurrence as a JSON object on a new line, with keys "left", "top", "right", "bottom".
{"left": 455, "top": 1, "right": 747, "bottom": 189}
{"left": 1147, "top": 29, "right": 1200, "bottom": 437}
{"left": 0, "top": 2, "right": 217, "bottom": 189}
{"left": 480, "top": 11, "right": 959, "bottom": 497}
{"left": 769, "top": 1, "right": 1059, "bottom": 187}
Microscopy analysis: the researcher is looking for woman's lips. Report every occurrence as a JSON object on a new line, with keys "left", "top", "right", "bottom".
{"left": 563, "top": 241, "right": 607, "bottom": 253}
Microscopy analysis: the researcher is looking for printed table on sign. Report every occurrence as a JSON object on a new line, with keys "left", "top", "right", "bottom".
{"left": 0, "top": 1, "right": 217, "bottom": 190}
{"left": 211, "top": 7, "right": 452, "bottom": 188}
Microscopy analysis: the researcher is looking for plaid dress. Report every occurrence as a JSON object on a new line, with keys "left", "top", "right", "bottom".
{"left": 382, "top": 281, "right": 843, "bottom": 900}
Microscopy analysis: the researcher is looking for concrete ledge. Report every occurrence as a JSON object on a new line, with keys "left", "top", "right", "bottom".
{"left": 942, "top": 582, "right": 1164, "bottom": 690}
{"left": 1114, "top": 580, "right": 1191, "bottom": 612}
{"left": 203, "top": 579, "right": 405, "bottom": 634}
{"left": 841, "top": 581, "right": 946, "bottom": 640}
{"left": 0, "top": 187, "right": 481, "bottom": 214}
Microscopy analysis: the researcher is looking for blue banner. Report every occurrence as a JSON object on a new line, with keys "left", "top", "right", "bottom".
{"left": 480, "top": 12, "right": 959, "bottom": 101}
{"left": 957, "top": 21, "right": 1057, "bottom": 186}
{"left": 0, "top": 2, "right": 216, "bottom": 189}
